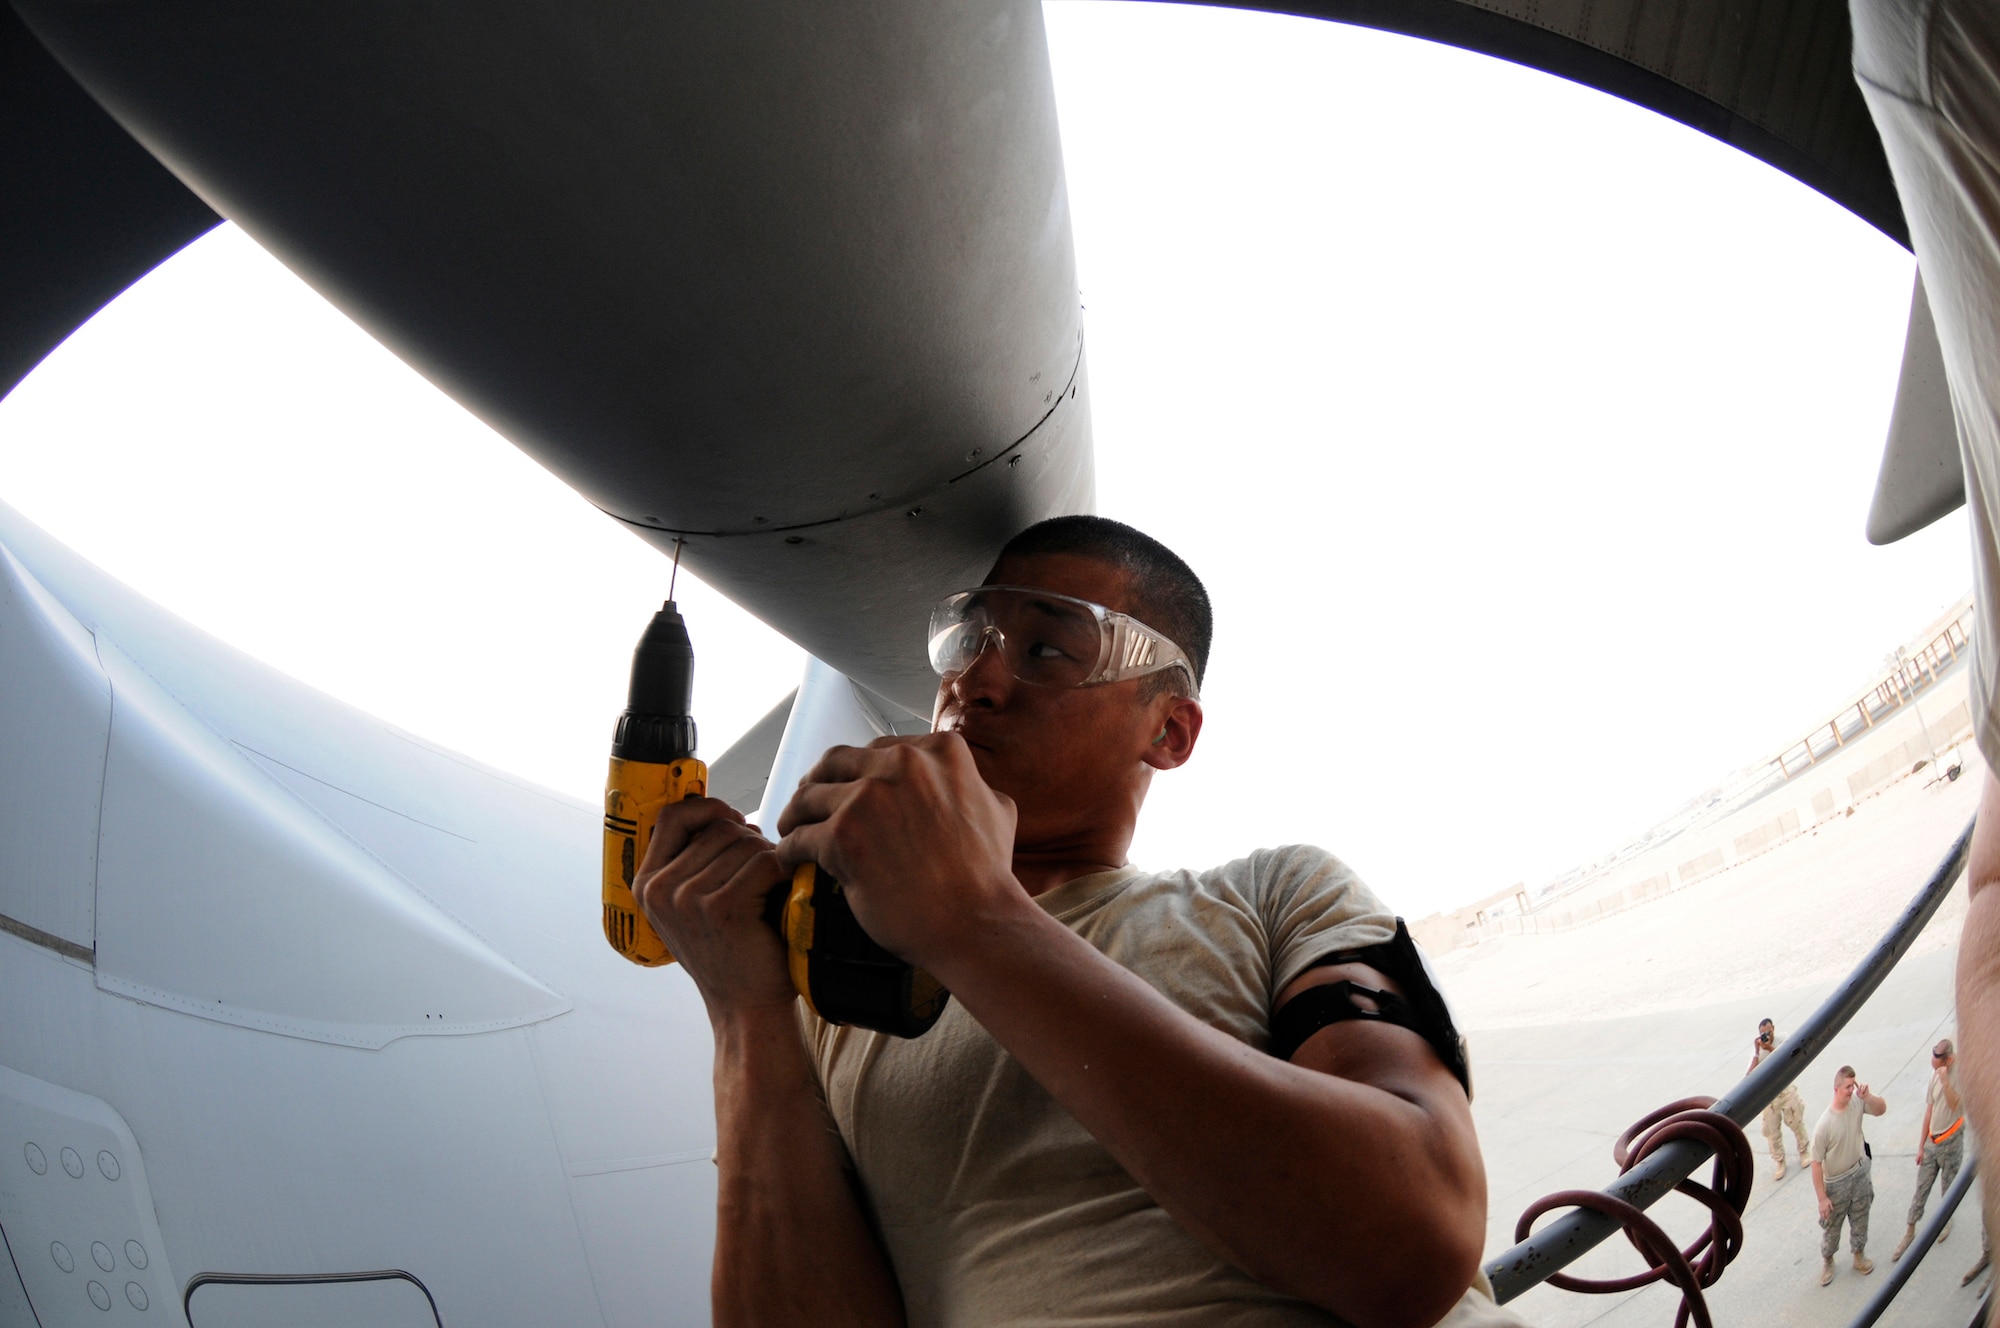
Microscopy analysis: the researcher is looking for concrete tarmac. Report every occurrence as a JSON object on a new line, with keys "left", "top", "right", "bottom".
{"left": 1450, "top": 764, "right": 1989, "bottom": 1326}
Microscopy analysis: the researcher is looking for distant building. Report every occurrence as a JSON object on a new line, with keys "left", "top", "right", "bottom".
{"left": 1412, "top": 885, "right": 1530, "bottom": 955}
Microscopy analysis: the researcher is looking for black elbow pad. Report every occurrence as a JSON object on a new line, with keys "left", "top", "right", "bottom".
{"left": 1271, "top": 919, "right": 1472, "bottom": 1100}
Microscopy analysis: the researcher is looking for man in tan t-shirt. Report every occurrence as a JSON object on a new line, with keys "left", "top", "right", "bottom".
{"left": 1812, "top": 1066, "right": 1888, "bottom": 1285}
{"left": 1893, "top": 1039, "right": 1967, "bottom": 1262}
{"left": 635, "top": 516, "right": 1523, "bottom": 1327}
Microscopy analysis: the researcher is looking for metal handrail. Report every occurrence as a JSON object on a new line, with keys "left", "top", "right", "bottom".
{"left": 1845, "top": 1154, "right": 1977, "bottom": 1328}
{"left": 1486, "top": 816, "right": 1975, "bottom": 1302}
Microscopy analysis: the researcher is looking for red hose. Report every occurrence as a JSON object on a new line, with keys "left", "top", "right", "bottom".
{"left": 1512, "top": 1097, "right": 1754, "bottom": 1328}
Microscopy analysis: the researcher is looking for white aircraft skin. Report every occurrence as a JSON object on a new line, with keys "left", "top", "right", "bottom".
{"left": 0, "top": 491, "right": 914, "bottom": 1326}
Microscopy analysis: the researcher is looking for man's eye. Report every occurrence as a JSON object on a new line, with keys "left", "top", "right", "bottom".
{"left": 1026, "top": 641, "right": 1068, "bottom": 660}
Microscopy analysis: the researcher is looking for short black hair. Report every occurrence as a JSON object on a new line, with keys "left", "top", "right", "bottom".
{"left": 992, "top": 515, "right": 1211, "bottom": 691}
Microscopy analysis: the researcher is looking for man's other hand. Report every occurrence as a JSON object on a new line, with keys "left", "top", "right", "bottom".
{"left": 775, "top": 732, "right": 1021, "bottom": 969}
{"left": 633, "top": 796, "right": 794, "bottom": 1020}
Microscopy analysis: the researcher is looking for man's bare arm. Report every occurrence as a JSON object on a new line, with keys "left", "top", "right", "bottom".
{"left": 710, "top": 1007, "right": 905, "bottom": 1327}
{"left": 635, "top": 799, "right": 905, "bottom": 1328}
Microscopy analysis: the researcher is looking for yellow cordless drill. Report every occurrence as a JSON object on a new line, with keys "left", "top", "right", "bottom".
{"left": 601, "top": 594, "right": 949, "bottom": 1038}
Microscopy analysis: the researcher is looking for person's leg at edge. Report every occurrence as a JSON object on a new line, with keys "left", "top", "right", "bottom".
{"left": 1962, "top": 1142, "right": 1993, "bottom": 1285}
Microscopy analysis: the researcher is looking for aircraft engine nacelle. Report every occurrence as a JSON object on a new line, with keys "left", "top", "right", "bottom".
{"left": 11, "top": 0, "right": 1096, "bottom": 713}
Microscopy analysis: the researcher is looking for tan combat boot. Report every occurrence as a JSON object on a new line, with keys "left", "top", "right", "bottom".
{"left": 1853, "top": 1254, "right": 1875, "bottom": 1275}
{"left": 1821, "top": 1259, "right": 1835, "bottom": 1286}
{"left": 1892, "top": 1226, "right": 1916, "bottom": 1261}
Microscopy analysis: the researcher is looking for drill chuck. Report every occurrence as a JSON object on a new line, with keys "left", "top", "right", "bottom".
{"left": 614, "top": 601, "right": 697, "bottom": 761}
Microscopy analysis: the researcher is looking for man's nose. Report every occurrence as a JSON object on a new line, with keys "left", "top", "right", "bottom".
{"left": 948, "top": 626, "right": 1012, "bottom": 703}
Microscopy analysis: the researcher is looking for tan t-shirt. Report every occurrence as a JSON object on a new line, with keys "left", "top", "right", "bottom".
{"left": 1928, "top": 1069, "right": 1964, "bottom": 1137}
{"left": 1813, "top": 1101, "right": 1868, "bottom": 1179}
{"left": 802, "top": 844, "right": 1527, "bottom": 1328}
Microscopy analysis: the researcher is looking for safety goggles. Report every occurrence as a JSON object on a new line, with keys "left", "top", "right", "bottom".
{"left": 927, "top": 585, "right": 1199, "bottom": 698}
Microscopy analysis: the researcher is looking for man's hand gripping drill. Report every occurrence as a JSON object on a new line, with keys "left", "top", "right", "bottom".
{"left": 633, "top": 799, "right": 798, "bottom": 1018}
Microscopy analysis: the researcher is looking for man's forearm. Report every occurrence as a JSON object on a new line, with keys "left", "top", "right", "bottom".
{"left": 928, "top": 899, "right": 1481, "bottom": 1328}
{"left": 711, "top": 1008, "right": 905, "bottom": 1328}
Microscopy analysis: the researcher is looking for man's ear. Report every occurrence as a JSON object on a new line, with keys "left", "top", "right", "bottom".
{"left": 1142, "top": 695, "right": 1203, "bottom": 771}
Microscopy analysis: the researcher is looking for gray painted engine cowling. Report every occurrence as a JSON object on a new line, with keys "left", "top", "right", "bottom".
{"left": 12, "top": 0, "right": 1092, "bottom": 712}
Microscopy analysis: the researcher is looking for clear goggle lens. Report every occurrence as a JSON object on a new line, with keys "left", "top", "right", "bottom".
{"left": 926, "top": 586, "right": 1198, "bottom": 697}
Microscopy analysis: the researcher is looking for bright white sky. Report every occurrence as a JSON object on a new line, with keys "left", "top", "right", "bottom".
{"left": 0, "top": 3, "right": 1965, "bottom": 918}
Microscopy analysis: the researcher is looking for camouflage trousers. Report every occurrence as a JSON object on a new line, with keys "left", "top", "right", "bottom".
{"left": 1822, "top": 1155, "right": 1874, "bottom": 1260}
{"left": 1908, "top": 1127, "right": 1966, "bottom": 1227}
{"left": 1763, "top": 1086, "right": 1810, "bottom": 1163}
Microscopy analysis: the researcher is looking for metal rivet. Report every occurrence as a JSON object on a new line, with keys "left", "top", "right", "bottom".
{"left": 24, "top": 1143, "right": 46, "bottom": 1175}
{"left": 88, "top": 1280, "right": 111, "bottom": 1311}
{"left": 907, "top": 507, "right": 922, "bottom": 517}
{"left": 60, "top": 1147, "right": 83, "bottom": 1178}
{"left": 125, "top": 1282, "right": 148, "bottom": 1311}
{"left": 51, "top": 1242, "right": 74, "bottom": 1273}
{"left": 784, "top": 535, "right": 804, "bottom": 545}
{"left": 91, "top": 1241, "right": 113, "bottom": 1272}
{"left": 125, "top": 1241, "right": 147, "bottom": 1270}
{"left": 97, "top": 1150, "right": 119, "bottom": 1181}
